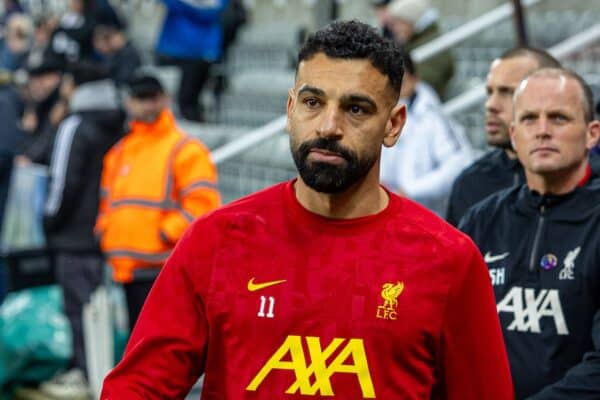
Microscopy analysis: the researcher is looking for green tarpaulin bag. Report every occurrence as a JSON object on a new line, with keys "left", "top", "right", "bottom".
{"left": 0, "top": 285, "right": 71, "bottom": 386}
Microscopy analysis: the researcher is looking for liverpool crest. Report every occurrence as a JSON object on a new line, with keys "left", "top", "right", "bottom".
{"left": 376, "top": 281, "right": 404, "bottom": 320}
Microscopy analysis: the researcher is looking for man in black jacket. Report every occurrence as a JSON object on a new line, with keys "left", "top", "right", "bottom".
{"left": 41, "top": 61, "right": 125, "bottom": 398}
{"left": 446, "top": 48, "right": 560, "bottom": 225}
{"left": 460, "top": 68, "right": 600, "bottom": 399}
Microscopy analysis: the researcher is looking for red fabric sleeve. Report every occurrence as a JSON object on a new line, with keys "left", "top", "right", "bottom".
{"left": 100, "top": 221, "right": 209, "bottom": 399}
{"left": 439, "top": 240, "right": 514, "bottom": 400}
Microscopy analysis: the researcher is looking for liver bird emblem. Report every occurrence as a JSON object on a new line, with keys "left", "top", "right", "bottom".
{"left": 381, "top": 282, "right": 404, "bottom": 309}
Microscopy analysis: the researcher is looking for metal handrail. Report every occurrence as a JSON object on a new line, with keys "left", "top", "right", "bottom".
{"left": 442, "top": 23, "right": 600, "bottom": 115}
{"left": 211, "top": 2, "right": 594, "bottom": 165}
{"left": 412, "top": 0, "right": 543, "bottom": 63}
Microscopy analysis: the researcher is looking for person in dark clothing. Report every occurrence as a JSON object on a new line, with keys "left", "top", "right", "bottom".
{"left": 156, "top": 0, "right": 227, "bottom": 122}
{"left": 0, "top": 82, "right": 25, "bottom": 239}
{"left": 40, "top": 61, "right": 125, "bottom": 399}
{"left": 93, "top": 8, "right": 142, "bottom": 87}
{"left": 460, "top": 68, "right": 600, "bottom": 399}
{"left": 45, "top": 0, "right": 96, "bottom": 64}
{"left": 19, "top": 57, "right": 66, "bottom": 165}
{"left": 446, "top": 47, "right": 560, "bottom": 226}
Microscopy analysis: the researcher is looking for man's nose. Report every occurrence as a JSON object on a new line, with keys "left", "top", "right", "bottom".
{"left": 316, "top": 106, "right": 343, "bottom": 139}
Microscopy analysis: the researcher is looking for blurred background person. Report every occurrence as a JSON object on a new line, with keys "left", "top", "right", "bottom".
{"left": 45, "top": 0, "right": 96, "bottom": 64}
{"left": 0, "top": 13, "right": 33, "bottom": 71}
{"left": 40, "top": 61, "right": 125, "bottom": 399}
{"left": 26, "top": 15, "right": 59, "bottom": 70}
{"left": 380, "top": 50, "right": 472, "bottom": 217}
{"left": 386, "top": 0, "right": 454, "bottom": 99}
{"left": 18, "top": 57, "right": 66, "bottom": 166}
{"left": 155, "top": 0, "right": 227, "bottom": 122}
{"left": 96, "top": 72, "right": 220, "bottom": 332}
{"left": 370, "top": 0, "right": 393, "bottom": 38}
{"left": 446, "top": 48, "right": 561, "bottom": 226}
{"left": 93, "top": 8, "right": 141, "bottom": 88}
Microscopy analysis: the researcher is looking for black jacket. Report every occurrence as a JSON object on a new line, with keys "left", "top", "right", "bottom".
{"left": 459, "top": 179, "right": 600, "bottom": 399}
{"left": 43, "top": 79, "right": 125, "bottom": 253}
{"left": 446, "top": 148, "right": 525, "bottom": 226}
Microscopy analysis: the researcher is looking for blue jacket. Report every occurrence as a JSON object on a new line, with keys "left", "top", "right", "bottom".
{"left": 156, "top": 0, "right": 227, "bottom": 61}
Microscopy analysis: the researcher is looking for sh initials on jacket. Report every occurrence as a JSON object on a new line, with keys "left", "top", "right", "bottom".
{"left": 248, "top": 277, "right": 287, "bottom": 319}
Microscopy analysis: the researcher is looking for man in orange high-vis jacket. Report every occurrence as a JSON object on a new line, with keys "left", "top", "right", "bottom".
{"left": 96, "top": 73, "right": 220, "bottom": 330}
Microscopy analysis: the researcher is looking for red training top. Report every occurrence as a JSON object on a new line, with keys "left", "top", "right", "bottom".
{"left": 101, "top": 180, "right": 513, "bottom": 399}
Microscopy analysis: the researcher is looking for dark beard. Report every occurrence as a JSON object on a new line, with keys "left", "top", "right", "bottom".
{"left": 291, "top": 137, "right": 377, "bottom": 193}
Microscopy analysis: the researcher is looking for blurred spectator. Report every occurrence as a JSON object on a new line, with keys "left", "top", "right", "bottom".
{"left": 220, "top": 0, "right": 247, "bottom": 55}
{"left": 27, "top": 15, "right": 59, "bottom": 70}
{"left": 386, "top": 0, "right": 454, "bottom": 99}
{"left": 0, "top": 73, "right": 23, "bottom": 239}
{"left": 96, "top": 72, "right": 220, "bottom": 331}
{"left": 380, "top": 50, "right": 472, "bottom": 216}
{"left": 1, "top": 0, "right": 23, "bottom": 25}
{"left": 213, "top": 0, "right": 247, "bottom": 98}
{"left": 156, "top": 0, "right": 227, "bottom": 122}
{"left": 0, "top": 13, "right": 33, "bottom": 71}
{"left": 446, "top": 48, "right": 560, "bottom": 226}
{"left": 93, "top": 9, "right": 142, "bottom": 87}
{"left": 45, "top": 0, "right": 96, "bottom": 64}
{"left": 370, "top": 0, "right": 393, "bottom": 38}
{"left": 40, "top": 61, "right": 125, "bottom": 399}
{"left": 19, "top": 57, "right": 66, "bottom": 166}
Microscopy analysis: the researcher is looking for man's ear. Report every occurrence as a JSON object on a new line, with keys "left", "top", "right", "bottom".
{"left": 286, "top": 88, "right": 295, "bottom": 132}
{"left": 586, "top": 120, "right": 600, "bottom": 150}
{"left": 383, "top": 103, "right": 406, "bottom": 148}
{"left": 510, "top": 122, "right": 518, "bottom": 152}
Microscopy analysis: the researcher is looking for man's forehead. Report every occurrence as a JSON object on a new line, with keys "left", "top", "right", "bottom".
{"left": 515, "top": 75, "right": 583, "bottom": 113}
{"left": 294, "top": 54, "right": 393, "bottom": 100}
{"left": 488, "top": 56, "right": 539, "bottom": 84}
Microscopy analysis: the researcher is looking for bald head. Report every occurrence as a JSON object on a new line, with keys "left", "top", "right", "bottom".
{"left": 514, "top": 68, "right": 594, "bottom": 123}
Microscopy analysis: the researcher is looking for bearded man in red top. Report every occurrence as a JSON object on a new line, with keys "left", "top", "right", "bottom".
{"left": 101, "top": 20, "right": 514, "bottom": 399}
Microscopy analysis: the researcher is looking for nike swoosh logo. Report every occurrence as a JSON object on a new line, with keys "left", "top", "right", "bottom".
{"left": 247, "top": 277, "right": 287, "bottom": 292}
{"left": 484, "top": 252, "right": 510, "bottom": 263}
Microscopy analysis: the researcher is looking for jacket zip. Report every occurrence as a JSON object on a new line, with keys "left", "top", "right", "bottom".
{"left": 528, "top": 204, "right": 546, "bottom": 272}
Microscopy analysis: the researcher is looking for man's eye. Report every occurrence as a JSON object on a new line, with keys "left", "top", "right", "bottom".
{"left": 304, "top": 98, "right": 319, "bottom": 108}
{"left": 349, "top": 105, "right": 364, "bottom": 115}
{"left": 553, "top": 115, "right": 568, "bottom": 122}
{"left": 521, "top": 115, "right": 536, "bottom": 122}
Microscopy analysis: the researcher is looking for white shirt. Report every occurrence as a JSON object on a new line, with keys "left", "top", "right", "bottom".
{"left": 380, "top": 82, "right": 473, "bottom": 217}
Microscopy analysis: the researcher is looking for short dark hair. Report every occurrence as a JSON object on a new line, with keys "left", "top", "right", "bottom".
{"left": 127, "top": 72, "right": 164, "bottom": 99}
{"left": 500, "top": 47, "right": 561, "bottom": 69}
{"left": 297, "top": 20, "right": 404, "bottom": 93}
{"left": 516, "top": 68, "right": 595, "bottom": 123}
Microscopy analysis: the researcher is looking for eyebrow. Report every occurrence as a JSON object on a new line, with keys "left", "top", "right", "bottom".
{"left": 341, "top": 94, "right": 377, "bottom": 110}
{"left": 296, "top": 85, "right": 379, "bottom": 111}
{"left": 297, "top": 85, "right": 325, "bottom": 97}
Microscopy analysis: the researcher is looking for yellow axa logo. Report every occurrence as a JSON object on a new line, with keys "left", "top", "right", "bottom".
{"left": 376, "top": 281, "right": 404, "bottom": 320}
{"left": 246, "top": 335, "right": 375, "bottom": 398}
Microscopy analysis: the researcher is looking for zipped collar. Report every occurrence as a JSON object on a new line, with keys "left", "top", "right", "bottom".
{"left": 515, "top": 165, "right": 600, "bottom": 222}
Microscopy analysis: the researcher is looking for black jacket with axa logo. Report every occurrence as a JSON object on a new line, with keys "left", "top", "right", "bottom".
{"left": 459, "top": 180, "right": 600, "bottom": 399}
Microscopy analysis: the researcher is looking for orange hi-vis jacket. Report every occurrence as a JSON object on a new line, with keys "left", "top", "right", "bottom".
{"left": 96, "top": 110, "right": 220, "bottom": 283}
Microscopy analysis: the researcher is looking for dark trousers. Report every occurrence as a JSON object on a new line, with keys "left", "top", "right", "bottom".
{"left": 123, "top": 279, "right": 155, "bottom": 332}
{"left": 55, "top": 252, "right": 104, "bottom": 375}
{"left": 177, "top": 59, "right": 211, "bottom": 122}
